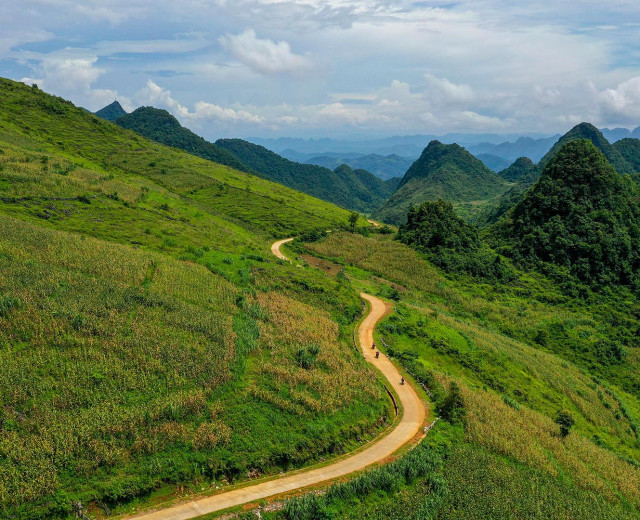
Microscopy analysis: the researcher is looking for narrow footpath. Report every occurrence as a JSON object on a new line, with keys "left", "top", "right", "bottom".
{"left": 128, "top": 239, "right": 426, "bottom": 520}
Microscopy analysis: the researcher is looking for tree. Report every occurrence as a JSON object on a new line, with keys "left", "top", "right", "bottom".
{"left": 440, "top": 382, "right": 465, "bottom": 424}
{"left": 555, "top": 410, "right": 575, "bottom": 438}
{"left": 348, "top": 211, "right": 359, "bottom": 230}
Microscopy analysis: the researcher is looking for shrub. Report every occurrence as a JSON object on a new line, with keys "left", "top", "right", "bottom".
{"left": 555, "top": 410, "right": 575, "bottom": 438}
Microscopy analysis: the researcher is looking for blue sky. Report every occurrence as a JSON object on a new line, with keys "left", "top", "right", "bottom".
{"left": 3, "top": 0, "right": 640, "bottom": 139}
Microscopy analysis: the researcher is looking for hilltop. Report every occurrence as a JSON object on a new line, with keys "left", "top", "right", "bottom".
{"left": 538, "top": 122, "right": 635, "bottom": 174}
{"left": 497, "top": 156, "right": 539, "bottom": 183}
{"left": 374, "top": 140, "right": 508, "bottom": 225}
{"left": 113, "top": 106, "right": 250, "bottom": 172}
{"left": 497, "top": 139, "right": 640, "bottom": 288}
{"left": 216, "top": 138, "right": 395, "bottom": 212}
{"left": 94, "top": 100, "right": 127, "bottom": 121}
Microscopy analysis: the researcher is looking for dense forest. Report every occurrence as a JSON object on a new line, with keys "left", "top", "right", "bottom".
{"left": 398, "top": 199, "right": 513, "bottom": 281}
{"left": 495, "top": 139, "right": 640, "bottom": 291}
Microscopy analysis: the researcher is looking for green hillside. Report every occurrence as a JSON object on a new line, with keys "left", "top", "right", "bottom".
{"left": 94, "top": 100, "right": 127, "bottom": 121}
{"left": 4, "top": 76, "right": 640, "bottom": 520}
{"left": 613, "top": 138, "right": 640, "bottom": 172}
{"left": 113, "top": 106, "right": 250, "bottom": 173}
{"left": 498, "top": 139, "right": 640, "bottom": 289}
{"left": 497, "top": 156, "right": 539, "bottom": 183}
{"left": 470, "top": 157, "right": 540, "bottom": 227}
{"left": 216, "top": 138, "right": 392, "bottom": 212}
{"left": 0, "top": 78, "right": 391, "bottom": 519}
{"left": 375, "top": 140, "right": 508, "bottom": 225}
{"left": 539, "top": 122, "right": 635, "bottom": 174}
{"left": 264, "top": 225, "right": 640, "bottom": 520}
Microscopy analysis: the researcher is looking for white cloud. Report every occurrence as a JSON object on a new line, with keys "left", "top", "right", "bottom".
{"left": 596, "top": 77, "right": 640, "bottom": 124}
{"left": 424, "top": 74, "right": 475, "bottom": 104}
{"left": 135, "top": 80, "right": 264, "bottom": 126}
{"left": 191, "top": 101, "right": 265, "bottom": 124}
{"left": 219, "top": 29, "right": 313, "bottom": 75}
{"left": 21, "top": 54, "right": 131, "bottom": 110}
{"left": 136, "top": 79, "right": 189, "bottom": 117}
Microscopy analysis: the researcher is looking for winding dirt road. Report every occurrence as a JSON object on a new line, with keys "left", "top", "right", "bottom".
{"left": 127, "top": 240, "right": 425, "bottom": 520}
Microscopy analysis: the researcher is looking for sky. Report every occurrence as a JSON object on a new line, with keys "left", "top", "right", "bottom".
{"left": 2, "top": 0, "right": 640, "bottom": 140}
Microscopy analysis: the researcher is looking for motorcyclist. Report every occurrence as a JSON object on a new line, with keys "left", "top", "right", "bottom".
{"left": 375, "top": 351, "right": 380, "bottom": 359}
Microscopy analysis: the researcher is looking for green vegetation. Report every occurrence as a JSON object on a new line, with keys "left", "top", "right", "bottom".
{"left": 0, "top": 78, "right": 390, "bottom": 518}
{"left": 398, "top": 199, "right": 513, "bottom": 281}
{"left": 114, "top": 106, "right": 250, "bottom": 172}
{"left": 5, "top": 76, "right": 640, "bottom": 519}
{"left": 375, "top": 140, "right": 508, "bottom": 225}
{"left": 306, "top": 153, "right": 411, "bottom": 180}
{"left": 497, "top": 140, "right": 640, "bottom": 290}
{"left": 538, "top": 122, "right": 635, "bottom": 174}
{"left": 613, "top": 137, "right": 640, "bottom": 173}
{"left": 497, "top": 156, "right": 538, "bottom": 183}
{"left": 300, "top": 228, "right": 640, "bottom": 517}
{"left": 216, "top": 138, "right": 394, "bottom": 212}
{"left": 556, "top": 410, "right": 575, "bottom": 438}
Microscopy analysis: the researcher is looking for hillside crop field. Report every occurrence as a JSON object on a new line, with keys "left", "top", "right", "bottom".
{"left": 4, "top": 75, "right": 640, "bottom": 520}
{"left": 0, "top": 79, "right": 391, "bottom": 519}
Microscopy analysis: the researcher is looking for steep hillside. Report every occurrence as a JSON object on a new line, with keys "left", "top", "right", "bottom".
{"left": 113, "top": 106, "right": 249, "bottom": 173}
{"left": 499, "top": 139, "right": 640, "bottom": 288}
{"left": 0, "top": 78, "right": 390, "bottom": 519}
{"left": 613, "top": 138, "right": 640, "bottom": 172}
{"left": 375, "top": 140, "right": 508, "bottom": 225}
{"left": 539, "top": 122, "right": 635, "bottom": 174}
{"left": 336, "top": 163, "right": 401, "bottom": 199}
{"left": 94, "top": 100, "right": 127, "bottom": 121}
{"left": 216, "top": 138, "right": 392, "bottom": 212}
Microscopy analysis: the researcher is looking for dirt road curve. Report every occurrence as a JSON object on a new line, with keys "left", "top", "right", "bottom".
{"left": 127, "top": 241, "right": 426, "bottom": 520}
{"left": 270, "top": 237, "right": 294, "bottom": 261}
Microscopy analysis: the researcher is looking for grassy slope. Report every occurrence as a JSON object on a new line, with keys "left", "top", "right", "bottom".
{"left": 282, "top": 231, "right": 640, "bottom": 519}
{"left": 0, "top": 79, "right": 390, "bottom": 519}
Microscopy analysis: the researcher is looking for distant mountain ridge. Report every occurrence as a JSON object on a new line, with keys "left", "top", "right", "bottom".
{"left": 475, "top": 154, "right": 511, "bottom": 172}
{"left": 216, "top": 138, "right": 398, "bottom": 212}
{"left": 374, "top": 140, "right": 508, "bottom": 225}
{"left": 467, "top": 135, "right": 560, "bottom": 163}
{"left": 303, "top": 153, "right": 413, "bottom": 180}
